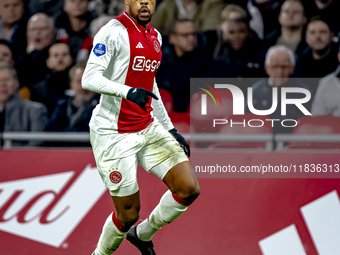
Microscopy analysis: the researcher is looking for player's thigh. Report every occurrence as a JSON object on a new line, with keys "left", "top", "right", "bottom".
{"left": 137, "top": 122, "right": 188, "bottom": 180}
{"left": 90, "top": 129, "right": 142, "bottom": 197}
{"left": 163, "top": 161, "right": 200, "bottom": 198}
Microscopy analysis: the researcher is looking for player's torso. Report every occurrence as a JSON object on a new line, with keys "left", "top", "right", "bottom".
{"left": 116, "top": 14, "right": 162, "bottom": 91}
{"left": 91, "top": 13, "right": 162, "bottom": 134}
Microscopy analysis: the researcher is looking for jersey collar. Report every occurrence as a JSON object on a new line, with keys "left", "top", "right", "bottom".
{"left": 123, "top": 11, "right": 153, "bottom": 33}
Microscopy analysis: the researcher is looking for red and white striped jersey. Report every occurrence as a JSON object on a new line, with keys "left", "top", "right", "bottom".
{"left": 82, "top": 11, "right": 174, "bottom": 134}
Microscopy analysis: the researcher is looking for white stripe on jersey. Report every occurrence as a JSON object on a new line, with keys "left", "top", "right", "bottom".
{"left": 83, "top": 19, "right": 131, "bottom": 134}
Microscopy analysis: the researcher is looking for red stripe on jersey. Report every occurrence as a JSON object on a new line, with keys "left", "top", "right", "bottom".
{"left": 116, "top": 13, "right": 162, "bottom": 133}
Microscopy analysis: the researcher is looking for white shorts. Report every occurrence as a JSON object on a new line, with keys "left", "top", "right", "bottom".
{"left": 90, "top": 120, "right": 189, "bottom": 197}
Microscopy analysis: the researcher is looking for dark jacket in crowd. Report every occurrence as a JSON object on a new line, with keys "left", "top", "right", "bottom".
{"left": 263, "top": 27, "right": 308, "bottom": 55}
{"left": 31, "top": 70, "right": 70, "bottom": 116}
{"left": 4, "top": 15, "right": 28, "bottom": 61}
{"left": 55, "top": 11, "right": 95, "bottom": 58}
{"left": 156, "top": 44, "right": 213, "bottom": 112}
{"left": 247, "top": 78, "right": 313, "bottom": 134}
{"left": 206, "top": 30, "right": 266, "bottom": 80}
{"left": 247, "top": 0, "right": 284, "bottom": 38}
{"left": 46, "top": 94, "right": 99, "bottom": 132}
{"left": 17, "top": 46, "right": 50, "bottom": 90}
{"left": 1, "top": 93, "right": 48, "bottom": 146}
{"left": 301, "top": 0, "right": 340, "bottom": 35}
{"left": 294, "top": 43, "right": 339, "bottom": 92}
{"left": 28, "top": 0, "right": 64, "bottom": 19}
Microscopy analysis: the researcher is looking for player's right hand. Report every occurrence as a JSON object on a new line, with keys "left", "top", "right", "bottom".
{"left": 126, "top": 88, "right": 158, "bottom": 111}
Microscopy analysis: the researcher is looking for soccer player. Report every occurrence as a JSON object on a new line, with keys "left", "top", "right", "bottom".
{"left": 81, "top": 0, "right": 201, "bottom": 254}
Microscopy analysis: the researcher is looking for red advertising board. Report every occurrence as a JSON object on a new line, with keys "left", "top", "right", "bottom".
{"left": 1, "top": 150, "right": 340, "bottom": 255}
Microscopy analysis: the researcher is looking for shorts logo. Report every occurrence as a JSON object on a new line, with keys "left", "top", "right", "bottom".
{"left": 109, "top": 171, "right": 122, "bottom": 184}
{"left": 153, "top": 40, "right": 160, "bottom": 53}
{"left": 93, "top": 43, "right": 106, "bottom": 57}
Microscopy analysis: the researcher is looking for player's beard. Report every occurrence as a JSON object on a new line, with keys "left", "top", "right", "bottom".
{"left": 137, "top": 9, "right": 152, "bottom": 26}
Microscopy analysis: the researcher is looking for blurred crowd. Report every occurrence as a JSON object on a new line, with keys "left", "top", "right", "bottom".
{"left": 0, "top": 0, "right": 340, "bottom": 146}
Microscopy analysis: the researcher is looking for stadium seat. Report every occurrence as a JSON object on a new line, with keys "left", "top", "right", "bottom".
{"left": 159, "top": 88, "right": 173, "bottom": 113}
{"left": 208, "top": 113, "right": 273, "bottom": 149}
{"left": 286, "top": 115, "right": 340, "bottom": 149}
{"left": 169, "top": 112, "right": 194, "bottom": 147}
{"left": 169, "top": 112, "right": 190, "bottom": 133}
{"left": 190, "top": 89, "right": 234, "bottom": 134}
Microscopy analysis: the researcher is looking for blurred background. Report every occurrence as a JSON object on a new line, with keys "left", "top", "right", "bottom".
{"left": 1, "top": 0, "right": 340, "bottom": 254}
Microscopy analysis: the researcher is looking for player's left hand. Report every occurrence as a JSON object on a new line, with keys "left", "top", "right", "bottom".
{"left": 126, "top": 88, "right": 158, "bottom": 111}
{"left": 169, "top": 128, "right": 190, "bottom": 157}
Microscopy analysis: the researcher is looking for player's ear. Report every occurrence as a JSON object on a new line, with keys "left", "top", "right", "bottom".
{"left": 124, "top": 0, "right": 129, "bottom": 7}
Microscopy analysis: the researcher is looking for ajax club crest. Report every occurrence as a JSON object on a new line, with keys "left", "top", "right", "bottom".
{"left": 153, "top": 40, "right": 160, "bottom": 53}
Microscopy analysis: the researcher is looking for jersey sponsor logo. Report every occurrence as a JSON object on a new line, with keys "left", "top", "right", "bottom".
{"left": 132, "top": 56, "right": 160, "bottom": 72}
{"left": 109, "top": 171, "right": 122, "bottom": 184}
{"left": 153, "top": 40, "right": 161, "bottom": 53}
{"left": 93, "top": 43, "right": 106, "bottom": 56}
{"left": 136, "top": 42, "right": 144, "bottom": 48}
{"left": 0, "top": 165, "right": 106, "bottom": 247}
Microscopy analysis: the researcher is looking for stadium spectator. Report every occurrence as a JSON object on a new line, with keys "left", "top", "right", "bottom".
{"left": 0, "top": 65, "right": 48, "bottom": 145}
{"left": 301, "top": 0, "right": 340, "bottom": 35}
{"left": 208, "top": 17, "right": 265, "bottom": 80}
{"left": 17, "top": 13, "right": 55, "bottom": 90}
{"left": 151, "top": 0, "right": 225, "bottom": 35}
{"left": 30, "top": 42, "right": 73, "bottom": 116}
{"left": 263, "top": 0, "right": 308, "bottom": 54}
{"left": 202, "top": 4, "right": 248, "bottom": 55}
{"left": 55, "top": 0, "right": 96, "bottom": 58}
{"left": 311, "top": 48, "right": 340, "bottom": 116}
{"left": 294, "top": 16, "right": 339, "bottom": 92}
{"left": 0, "top": 0, "right": 28, "bottom": 60}
{"left": 46, "top": 60, "right": 99, "bottom": 132}
{"left": 220, "top": 4, "right": 247, "bottom": 41}
{"left": 248, "top": 45, "right": 312, "bottom": 133}
{"left": 247, "top": 0, "right": 283, "bottom": 39}
{"left": 156, "top": 19, "right": 213, "bottom": 112}
{"left": 0, "top": 39, "right": 30, "bottom": 99}
{"left": 0, "top": 40, "right": 14, "bottom": 67}
{"left": 26, "top": 13, "right": 55, "bottom": 54}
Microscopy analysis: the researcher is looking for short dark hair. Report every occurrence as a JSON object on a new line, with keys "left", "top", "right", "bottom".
{"left": 47, "top": 41, "right": 70, "bottom": 56}
{"left": 308, "top": 15, "right": 333, "bottom": 32}
{"left": 169, "top": 19, "right": 194, "bottom": 35}
{"left": 0, "top": 39, "right": 14, "bottom": 57}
